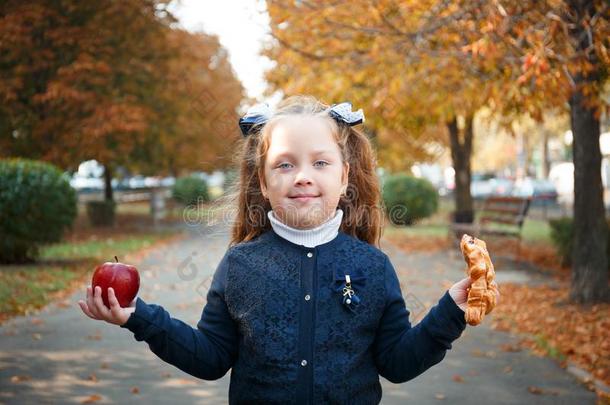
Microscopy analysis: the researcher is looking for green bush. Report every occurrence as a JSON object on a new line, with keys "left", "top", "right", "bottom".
{"left": 382, "top": 173, "right": 439, "bottom": 225}
{"left": 0, "top": 159, "right": 77, "bottom": 263}
{"left": 172, "top": 175, "right": 209, "bottom": 206}
{"left": 549, "top": 217, "right": 610, "bottom": 268}
{"left": 222, "top": 169, "right": 238, "bottom": 195}
{"left": 86, "top": 200, "right": 116, "bottom": 227}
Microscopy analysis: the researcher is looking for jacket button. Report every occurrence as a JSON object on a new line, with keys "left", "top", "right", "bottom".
{"left": 307, "top": 252, "right": 313, "bottom": 258}
{"left": 304, "top": 294, "right": 311, "bottom": 301}
{"left": 301, "top": 359, "right": 308, "bottom": 366}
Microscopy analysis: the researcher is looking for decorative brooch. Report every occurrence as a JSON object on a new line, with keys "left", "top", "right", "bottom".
{"left": 342, "top": 274, "right": 361, "bottom": 310}
{"left": 333, "top": 272, "right": 366, "bottom": 313}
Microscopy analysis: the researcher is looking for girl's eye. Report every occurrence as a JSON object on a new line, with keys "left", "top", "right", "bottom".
{"left": 276, "top": 161, "right": 328, "bottom": 169}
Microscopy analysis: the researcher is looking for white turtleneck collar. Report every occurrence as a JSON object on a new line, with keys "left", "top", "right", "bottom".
{"left": 267, "top": 208, "right": 343, "bottom": 248}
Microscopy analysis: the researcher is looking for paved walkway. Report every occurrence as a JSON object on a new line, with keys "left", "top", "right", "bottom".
{"left": 0, "top": 223, "right": 596, "bottom": 404}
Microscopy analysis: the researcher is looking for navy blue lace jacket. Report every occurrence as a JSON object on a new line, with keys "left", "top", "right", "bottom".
{"left": 121, "top": 228, "right": 467, "bottom": 404}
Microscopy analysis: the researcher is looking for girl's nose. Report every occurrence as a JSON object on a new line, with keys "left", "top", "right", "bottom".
{"left": 294, "top": 169, "right": 313, "bottom": 186}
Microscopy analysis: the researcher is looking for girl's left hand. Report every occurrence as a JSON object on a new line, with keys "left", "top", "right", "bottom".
{"left": 448, "top": 277, "right": 500, "bottom": 312}
{"left": 78, "top": 286, "right": 136, "bottom": 326}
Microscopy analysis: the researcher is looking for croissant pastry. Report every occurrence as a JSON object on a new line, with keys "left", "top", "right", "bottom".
{"left": 459, "top": 234, "right": 498, "bottom": 326}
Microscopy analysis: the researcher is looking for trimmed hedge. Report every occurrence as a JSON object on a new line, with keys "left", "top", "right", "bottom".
{"left": 382, "top": 173, "right": 439, "bottom": 225}
{"left": 549, "top": 217, "right": 610, "bottom": 268}
{"left": 0, "top": 159, "right": 77, "bottom": 263}
{"left": 172, "top": 175, "right": 209, "bottom": 206}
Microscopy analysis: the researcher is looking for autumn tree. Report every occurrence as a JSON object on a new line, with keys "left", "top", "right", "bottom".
{"left": 0, "top": 0, "right": 244, "bottom": 202}
{"left": 481, "top": 0, "right": 609, "bottom": 302}
{"left": 264, "top": 0, "right": 514, "bottom": 223}
{"left": 129, "top": 28, "right": 244, "bottom": 177}
{"left": 0, "top": 1, "right": 170, "bottom": 200}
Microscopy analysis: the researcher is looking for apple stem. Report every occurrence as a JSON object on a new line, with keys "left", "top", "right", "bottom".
{"left": 114, "top": 256, "right": 118, "bottom": 262}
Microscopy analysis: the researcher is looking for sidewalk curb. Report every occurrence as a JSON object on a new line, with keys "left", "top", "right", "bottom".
{"left": 417, "top": 246, "right": 609, "bottom": 397}
{"left": 566, "top": 360, "right": 610, "bottom": 395}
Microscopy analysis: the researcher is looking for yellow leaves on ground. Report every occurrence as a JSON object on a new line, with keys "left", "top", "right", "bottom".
{"left": 492, "top": 283, "right": 610, "bottom": 394}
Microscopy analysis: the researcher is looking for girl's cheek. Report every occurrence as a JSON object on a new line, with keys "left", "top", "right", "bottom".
{"left": 269, "top": 174, "right": 291, "bottom": 190}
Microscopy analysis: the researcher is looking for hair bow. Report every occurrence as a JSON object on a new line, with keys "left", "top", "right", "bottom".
{"left": 238, "top": 101, "right": 365, "bottom": 137}
{"left": 238, "top": 103, "right": 273, "bottom": 137}
{"left": 327, "top": 102, "right": 365, "bottom": 127}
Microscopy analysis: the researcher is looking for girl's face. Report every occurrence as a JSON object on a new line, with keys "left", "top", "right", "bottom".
{"left": 260, "top": 115, "right": 349, "bottom": 230}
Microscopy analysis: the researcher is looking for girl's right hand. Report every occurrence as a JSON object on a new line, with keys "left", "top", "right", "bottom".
{"left": 78, "top": 286, "right": 136, "bottom": 326}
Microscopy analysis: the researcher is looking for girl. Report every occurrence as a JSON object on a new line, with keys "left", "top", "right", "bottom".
{"left": 79, "top": 95, "right": 499, "bottom": 404}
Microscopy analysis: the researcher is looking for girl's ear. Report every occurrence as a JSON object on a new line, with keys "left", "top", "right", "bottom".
{"left": 259, "top": 173, "right": 268, "bottom": 199}
{"left": 342, "top": 162, "right": 350, "bottom": 190}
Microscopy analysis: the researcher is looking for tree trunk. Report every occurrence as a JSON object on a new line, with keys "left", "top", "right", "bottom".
{"left": 448, "top": 115, "right": 474, "bottom": 223}
{"left": 103, "top": 164, "right": 114, "bottom": 202}
{"left": 516, "top": 131, "right": 527, "bottom": 180}
{"left": 570, "top": 86, "right": 608, "bottom": 303}
{"left": 568, "top": 0, "right": 608, "bottom": 303}
{"left": 542, "top": 130, "right": 550, "bottom": 179}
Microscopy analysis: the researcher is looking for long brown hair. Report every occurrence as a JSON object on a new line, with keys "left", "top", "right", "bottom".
{"left": 222, "top": 95, "right": 382, "bottom": 247}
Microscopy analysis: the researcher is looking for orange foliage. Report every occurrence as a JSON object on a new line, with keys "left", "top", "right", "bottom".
{"left": 0, "top": 0, "right": 244, "bottom": 175}
{"left": 263, "top": 0, "right": 609, "bottom": 166}
{"left": 492, "top": 283, "right": 610, "bottom": 399}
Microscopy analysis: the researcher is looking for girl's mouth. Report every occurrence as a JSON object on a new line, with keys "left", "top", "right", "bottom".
{"left": 289, "top": 195, "right": 320, "bottom": 202}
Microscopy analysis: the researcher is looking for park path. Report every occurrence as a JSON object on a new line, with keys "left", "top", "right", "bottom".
{"left": 0, "top": 223, "right": 596, "bottom": 404}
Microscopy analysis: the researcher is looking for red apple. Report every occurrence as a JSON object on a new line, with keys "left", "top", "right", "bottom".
{"left": 92, "top": 256, "right": 140, "bottom": 308}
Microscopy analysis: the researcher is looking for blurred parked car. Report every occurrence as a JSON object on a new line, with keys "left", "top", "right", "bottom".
{"left": 160, "top": 176, "right": 175, "bottom": 187}
{"left": 470, "top": 173, "right": 514, "bottom": 199}
{"left": 70, "top": 175, "right": 104, "bottom": 192}
{"left": 111, "top": 178, "right": 131, "bottom": 191}
{"left": 127, "top": 175, "right": 147, "bottom": 189}
{"left": 120, "top": 175, "right": 175, "bottom": 189}
{"left": 512, "top": 177, "right": 558, "bottom": 205}
{"left": 488, "top": 177, "right": 514, "bottom": 196}
{"left": 470, "top": 173, "right": 495, "bottom": 199}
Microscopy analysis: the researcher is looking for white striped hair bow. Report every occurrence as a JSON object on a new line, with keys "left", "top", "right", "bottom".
{"left": 238, "top": 101, "right": 365, "bottom": 137}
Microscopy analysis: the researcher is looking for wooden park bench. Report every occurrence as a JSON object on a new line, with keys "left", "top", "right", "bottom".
{"left": 448, "top": 196, "right": 531, "bottom": 259}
